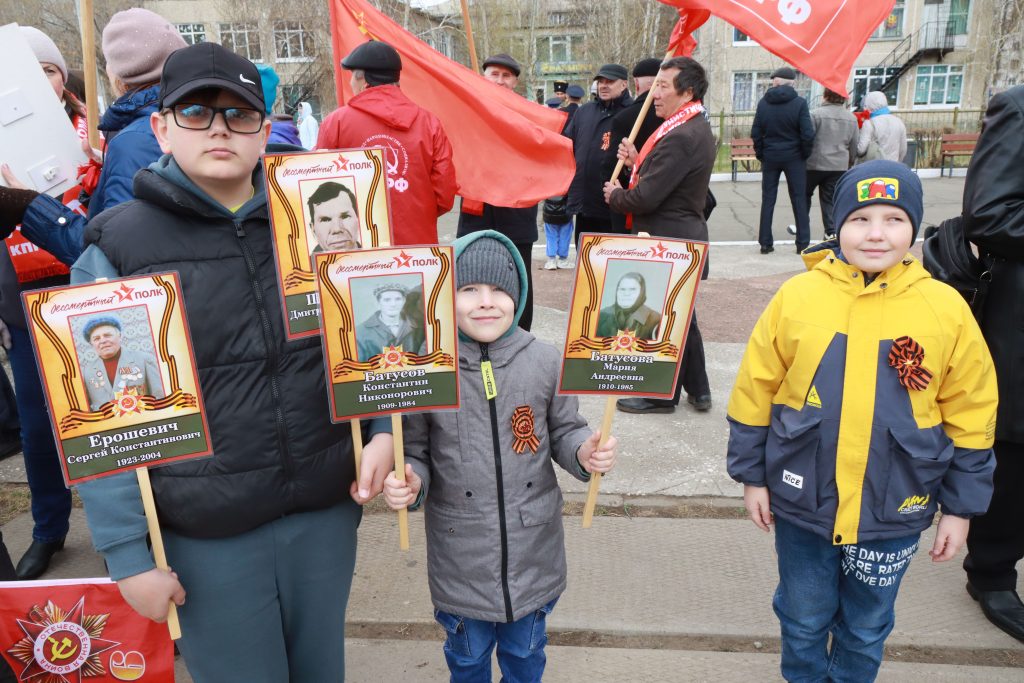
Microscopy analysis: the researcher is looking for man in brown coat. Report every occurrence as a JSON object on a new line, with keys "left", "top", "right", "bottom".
{"left": 602, "top": 56, "right": 716, "bottom": 414}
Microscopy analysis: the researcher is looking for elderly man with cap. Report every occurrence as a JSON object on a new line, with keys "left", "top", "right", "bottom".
{"left": 750, "top": 66, "right": 815, "bottom": 254}
{"left": 317, "top": 41, "right": 456, "bottom": 246}
{"left": 457, "top": 53, "right": 541, "bottom": 330}
{"left": 80, "top": 316, "right": 165, "bottom": 412}
{"left": 564, "top": 63, "right": 634, "bottom": 237}
{"left": 604, "top": 57, "right": 665, "bottom": 233}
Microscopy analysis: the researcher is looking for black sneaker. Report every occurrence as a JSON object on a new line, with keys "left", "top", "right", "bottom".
{"left": 616, "top": 397, "right": 675, "bottom": 414}
{"left": 759, "top": 245, "right": 774, "bottom": 254}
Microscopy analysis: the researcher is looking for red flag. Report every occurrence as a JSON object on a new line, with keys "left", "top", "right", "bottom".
{"left": 658, "top": 0, "right": 896, "bottom": 95}
{"left": 327, "top": 0, "right": 574, "bottom": 209}
{"left": 668, "top": 9, "right": 711, "bottom": 57}
{"left": 0, "top": 578, "right": 174, "bottom": 682}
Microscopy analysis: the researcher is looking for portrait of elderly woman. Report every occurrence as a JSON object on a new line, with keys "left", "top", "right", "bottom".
{"left": 596, "top": 271, "right": 663, "bottom": 341}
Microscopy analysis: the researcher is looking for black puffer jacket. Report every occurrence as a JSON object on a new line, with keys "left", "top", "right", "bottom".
{"left": 750, "top": 85, "right": 814, "bottom": 163}
{"left": 83, "top": 161, "right": 355, "bottom": 537}
{"left": 565, "top": 91, "right": 634, "bottom": 218}
{"left": 963, "top": 84, "right": 1024, "bottom": 444}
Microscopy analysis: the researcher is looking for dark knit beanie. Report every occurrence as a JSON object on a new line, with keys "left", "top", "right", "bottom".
{"left": 456, "top": 237, "right": 520, "bottom": 304}
{"left": 832, "top": 160, "right": 924, "bottom": 242}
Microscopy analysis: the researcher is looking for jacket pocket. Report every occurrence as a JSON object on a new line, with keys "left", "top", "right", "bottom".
{"left": 520, "top": 486, "right": 562, "bottom": 527}
{"left": 425, "top": 503, "right": 492, "bottom": 607}
{"left": 765, "top": 409, "right": 821, "bottom": 512}
{"left": 875, "top": 427, "right": 953, "bottom": 523}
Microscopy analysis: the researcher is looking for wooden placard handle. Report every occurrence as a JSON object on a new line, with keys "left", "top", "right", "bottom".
{"left": 135, "top": 467, "right": 182, "bottom": 640}
{"left": 391, "top": 413, "right": 409, "bottom": 550}
{"left": 78, "top": 0, "right": 100, "bottom": 151}
{"left": 350, "top": 419, "right": 363, "bottom": 483}
{"left": 581, "top": 395, "right": 616, "bottom": 528}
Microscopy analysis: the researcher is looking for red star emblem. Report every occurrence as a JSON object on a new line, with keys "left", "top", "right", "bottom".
{"left": 333, "top": 154, "right": 350, "bottom": 172}
{"left": 6, "top": 596, "right": 119, "bottom": 682}
{"left": 649, "top": 242, "right": 668, "bottom": 259}
{"left": 612, "top": 329, "right": 638, "bottom": 352}
{"left": 380, "top": 345, "right": 406, "bottom": 370}
{"left": 392, "top": 251, "right": 413, "bottom": 268}
{"left": 113, "top": 283, "right": 134, "bottom": 302}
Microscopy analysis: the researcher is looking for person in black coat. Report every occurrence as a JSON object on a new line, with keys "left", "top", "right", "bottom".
{"left": 605, "top": 58, "right": 664, "bottom": 234}
{"left": 564, "top": 64, "right": 633, "bottom": 238}
{"left": 961, "top": 83, "right": 1024, "bottom": 644}
{"left": 751, "top": 67, "right": 815, "bottom": 254}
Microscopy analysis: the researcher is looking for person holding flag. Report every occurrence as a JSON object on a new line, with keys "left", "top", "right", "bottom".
{"left": 601, "top": 57, "right": 715, "bottom": 415}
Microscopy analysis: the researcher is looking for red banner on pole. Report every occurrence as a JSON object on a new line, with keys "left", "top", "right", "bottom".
{"left": 0, "top": 578, "right": 174, "bottom": 681}
{"left": 658, "top": 0, "right": 896, "bottom": 95}
{"left": 327, "top": 0, "right": 575, "bottom": 209}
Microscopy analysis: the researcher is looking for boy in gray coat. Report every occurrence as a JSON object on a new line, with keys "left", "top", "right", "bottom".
{"left": 383, "top": 230, "right": 617, "bottom": 682}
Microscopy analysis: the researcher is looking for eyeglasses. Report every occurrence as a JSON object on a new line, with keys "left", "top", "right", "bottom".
{"left": 170, "top": 103, "right": 265, "bottom": 134}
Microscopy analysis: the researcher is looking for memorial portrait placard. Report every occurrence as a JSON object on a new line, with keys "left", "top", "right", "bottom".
{"left": 264, "top": 148, "right": 393, "bottom": 339}
{"left": 315, "top": 246, "right": 459, "bottom": 421}
{"left": 21, "top": 273, "right": 212, "bottom": 484}
{"left": 559, "top": 233, "right": 708, "bottom": 398}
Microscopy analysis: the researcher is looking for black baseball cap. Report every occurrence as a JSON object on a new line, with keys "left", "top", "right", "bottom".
{"left": 342, "top": 41, "right": 402, "bottom": 72}
{"left": 160, "top": 42, "right": 264, "bottom": 110}
{"left": 482, "top": 53, "right": 521, "bottom": 77}
{"left": 594, "top": 64, "right": 628, "bottom": 81}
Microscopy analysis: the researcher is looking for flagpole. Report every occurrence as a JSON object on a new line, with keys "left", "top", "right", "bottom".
{"left": 136, "top": 468, "right": 182, "bottom": 640}
{"left": 459, "top": 0, "right": 480, "bottom": 72}
{"left": 392, "top": 413, "right": 410, "bottom": 550}
{"left": 78, "top": 0, "right": 101, "bottom": 150}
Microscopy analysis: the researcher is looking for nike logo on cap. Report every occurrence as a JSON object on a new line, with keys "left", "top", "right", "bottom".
{"left": 240, "top": 74, "right": 255, "bottom": 85}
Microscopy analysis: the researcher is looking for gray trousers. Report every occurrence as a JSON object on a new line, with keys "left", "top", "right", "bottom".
{"left": 166, "top": 500, "right": 362, "bottom": 682}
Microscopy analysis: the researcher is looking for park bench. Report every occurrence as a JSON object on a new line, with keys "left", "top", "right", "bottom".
{"left": 939, "top": 133, "right": 979, "bottom": 177}
{"left": 730, "top": 137, "right": 759, "bottom": 181}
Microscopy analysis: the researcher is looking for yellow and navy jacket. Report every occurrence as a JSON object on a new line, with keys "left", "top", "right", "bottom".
{"left": 727, "top": 245, "right": 998, "bottom": 545}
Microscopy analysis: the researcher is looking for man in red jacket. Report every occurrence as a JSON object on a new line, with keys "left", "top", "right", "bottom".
{"left": 317, "top": 41, "right": 456, "bottom": 246}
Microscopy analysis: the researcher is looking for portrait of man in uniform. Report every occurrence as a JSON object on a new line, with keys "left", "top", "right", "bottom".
{"left": 78, "top": 314, "right": 166, "bottom": 411}
{"left": 595, "top": 261, "right": 671, "bottom": 341}
{"left": 305, "top": 180, "right": 362, "bottom": 253}
{"left": 354, "top": 279, "right": 427, "bottom": 363}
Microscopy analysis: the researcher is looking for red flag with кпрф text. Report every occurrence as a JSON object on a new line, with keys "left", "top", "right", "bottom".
{"left": 658, "top": 0, "right": 896, "bottom": 95}
{"left": 327, "top": 0, "right": 574, "bottom": 210}
{"left": 0, "top": 578, "right": 174, "bottom": 682}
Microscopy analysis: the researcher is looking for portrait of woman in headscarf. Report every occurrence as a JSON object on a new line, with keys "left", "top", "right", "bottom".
{"left": 596, "top": 272, "right": 662, "bottom": 341}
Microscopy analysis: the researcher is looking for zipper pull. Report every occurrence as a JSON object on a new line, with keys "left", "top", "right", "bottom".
{"left": 480, "top": 343, "right": 497, "bottom": 400}
{"left": 234, "top": 220, "right": 246, "bottom": 238}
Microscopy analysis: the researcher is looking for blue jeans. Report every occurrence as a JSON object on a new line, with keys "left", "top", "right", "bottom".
{"left": 7, "top": 324, "right": 71, "bottom": 542}
{"left": 434, "top": 598, "right": 557, "bottom": 683}
{"left": 543, "top": 222, "right": 572, "bottom": 259}
{"left": 773, "top": 517, "right": 920, "bottom": 682}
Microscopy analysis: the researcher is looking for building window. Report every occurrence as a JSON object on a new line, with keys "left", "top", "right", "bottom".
{"left": 852, "top": 67, "right": 900, "bottom": 109}
{"left": 948, "top": 0, "right": 970, "bottom": 35}
{"left": 536, "top": 35, "right": 583, "bottom": 63}
{"left": 548, "top": 12, "right": 572, "bottom": 26}
{"left": 872, "top": 0, "right": 905, "bottom": 39}
{"left": 274, "top": 22, "right": 314, "bottom": 61}
{"left": 731, "top": 71, "right": 772, "bottom": 111}
{"left": 426, "top": 30, "right": 455, "bottom": 60}
{"left": 176, "top": 23, "right": 206, "bottom": 45}
{"left": 219, "top": 23, "right": 261, "bottom": 62}
{"left": 914, "top": 64, "right": 964, "bottom": 106}
{"left": 733, "top": 29, "right": 757, "bottom": 46}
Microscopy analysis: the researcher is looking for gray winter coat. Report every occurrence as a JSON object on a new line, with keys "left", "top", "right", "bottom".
{"left": 404, "top": 327, "right": 592, "bottom": 623}
{"left": 807, "top": 103, "right": 859, "bottom": 171}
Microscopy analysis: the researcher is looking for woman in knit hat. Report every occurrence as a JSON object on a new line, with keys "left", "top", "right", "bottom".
{"left": 18, "top": 26, "right": 88, "bottom": 138}
{"left": 0, "top": 12, "right": 185, "bottom": 580}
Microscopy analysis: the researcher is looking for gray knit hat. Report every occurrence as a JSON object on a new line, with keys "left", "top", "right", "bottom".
{"left": 102, "top": 8, "right": 187, "bottom": 88}
{"left": 456, "top": 237, "right": 520, "bottom": 304}
{"left": 21, "top": 27, "right": 67, "bottom": 83}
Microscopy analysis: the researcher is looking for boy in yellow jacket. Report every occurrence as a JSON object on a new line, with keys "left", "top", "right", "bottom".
{"left": 727, "top": 160, "right": 997, "bottom": 681}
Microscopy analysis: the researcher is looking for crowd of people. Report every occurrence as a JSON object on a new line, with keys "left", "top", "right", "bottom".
{"left": 0, "top": 9, "right": 1021, "bottom": 683}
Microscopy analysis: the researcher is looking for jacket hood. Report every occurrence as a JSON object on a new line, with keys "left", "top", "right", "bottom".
{"left": 99, "top": 84, "right": 160, "bottom": 133}
{"left": 349, "top": 85, "right": 418, "bottom": 131}
{"left": 802, "top": 243, "right": 930, "bottom": 293}
{"left": 139, "top": 153, "right": 268, "bottom": 220}
{"left": 764, "top": 85, "right": 798, "bottom": 105}
{"left": 297, "top": 102, "right": 313, "bottom": 121}
{"left": 453, "top": 230, "right": 529, "bottom": 341}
